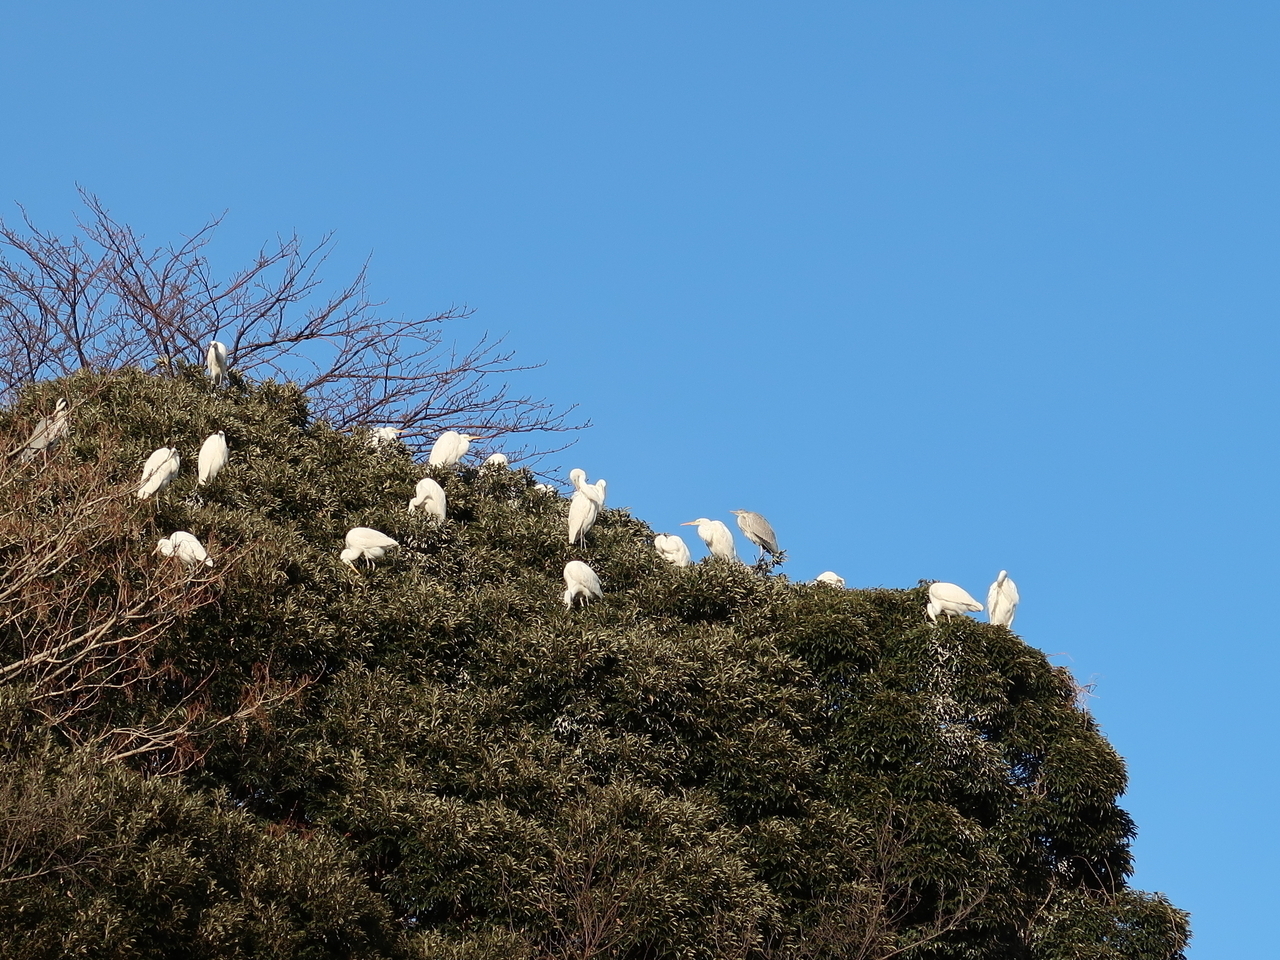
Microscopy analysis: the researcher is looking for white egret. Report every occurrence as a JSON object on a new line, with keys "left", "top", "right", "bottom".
{"left": 815, "top": 571, "right": 846, "bottom": 588}
{"left": 730, "top": 509, "right": 779, "bottom": 561}
{"left": 681, "top": 519, "right": 737, "bottom": 561}
{"left": 563, "top": 560, "right": 602, "bottom": 609}
{"left": 483, "top": 452, "right": 509, "bottom": 467}
{"left": 18, "top": 398, "right": 69, "bottom": 462}
{"left": 570, "top": 468, "right": 607, "bottom": 506}
{"left": 654, "top": 533, "right": 691, "bottom": 568}
{"left": 567, "top": 489, "right": 600, "bottom": 546}
{"left": 368, "top": 427, "right": 404, "bottom": 448}
{"left": 206, "top": 340, "right": 228, "bottom": 387}
{"left": 533, "top": 483, "right": 555, "bottom": 493}
{"left": 428, "top": 430, "right": 485, "bottom": 467}
{"left": 197, "top": 431, "right": 229, "bottom": 485}
{"left": 408, "top": 477, "right": 447, "bottom": 520}
{"left": 340, "top": 527, "right": 399, "bottom": 568}
{"left": 155, "top": 531, "right": 213, "bottom": 568}
{"left": 987, "top": 570, "right": 1020, "bottom": 628}
{"left": 138, "top": 447, "right": 180, "bottom": 499}
{"left": 926, "top": 582, "right": 983, "bottom": 623}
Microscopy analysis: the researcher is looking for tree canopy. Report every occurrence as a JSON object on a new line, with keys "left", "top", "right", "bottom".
{"left": 0, "top": 368, "right": 1189, "bottom": 959}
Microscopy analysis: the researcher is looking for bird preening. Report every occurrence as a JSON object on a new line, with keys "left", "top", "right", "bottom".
{"left": 408, "top": 477, "right": 447, "bottom": 521}
{"left": 563, "top": 560, "right": 602, "bottom": 609}
{"left": 926, "top": 582, "right": 984, "bottom": 623}
{"left": 341, "top": 527, "right": 399, "bottom": 569}
{"left": 987, "top": 570, "right": 1019, "bottom": 627}
{"left": 156, "top": 531, "right": 214, "bottom": 568}
{"left": 654, "top": 533, "right": 691, "bottom": 568}
{"left": 567, "top": 468, "right": 607, "bottom": 547}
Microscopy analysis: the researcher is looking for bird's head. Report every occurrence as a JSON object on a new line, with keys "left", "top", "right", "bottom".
{"left": 681, "top": 519, "right": 711, "bottom": 527}
{"left": 339, "top": 548, "right": 360, "bottom": 567}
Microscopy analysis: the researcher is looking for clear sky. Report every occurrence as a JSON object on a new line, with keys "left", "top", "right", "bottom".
{"left": 3, "top": 2, "right": 1275, "bottom": 953}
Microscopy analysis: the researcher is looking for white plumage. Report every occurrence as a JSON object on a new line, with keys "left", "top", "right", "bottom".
{"left": 428, "top": 430, "right": 483, "bottom": 467}
{"left": 206, "top": 340, "right": 228, "bottom": 387}
{"left": 408, "top": 477, "right": 447, "bottom": 521}
{"left": 368, "top": 427, "right": 404, "bottom": 448}
{"left": 138, "top": 447, "right": 180, "bottom": 499}
{"left": 926, "top": 582, "right": 984, "bottom": 623}
{"left": 567, "top": 489, "right": 599, "bottom": 546}
{"left": 156, "top": 531, "right": 213, "bottom": 568}
{"left": 654, "top": 533, "right": 691, "bottom": 568}
{"left": 340, "top": 527, "right": 399, "bottom": 568}
{"left": 987, "top": 570, "right": 1020, "bottom": 628}
{"left": 563, "top": 560, "right": 603, "bottom": 609}
{"left": 567, "top": 468, "right": 606, "bottom": 546}
{"left": 483, "top": 452, "right": 509, "bottom": 467}
{"left": 18, "top": 398, "right": 69, "bottom": 462}
{"left": 815, "top": 571, "right": 845, "bottom": 588}
{"left": 197, "top": 431, "right": 229, "bottom": 485}
{"left": 681, "top": 518, "right": 737, "bottom": 561}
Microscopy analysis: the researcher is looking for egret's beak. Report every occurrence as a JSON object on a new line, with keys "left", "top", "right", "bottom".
{"left": 680, "top": 521, "right": 696, "bottom": 526}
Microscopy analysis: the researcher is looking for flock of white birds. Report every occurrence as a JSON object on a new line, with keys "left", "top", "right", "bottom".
{"left": 14, "top": 340, "right": 1020, "bottom": 629}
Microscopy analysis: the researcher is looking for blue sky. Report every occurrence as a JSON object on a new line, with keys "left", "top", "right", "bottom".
{"left": 4, "top": 2, "right": 1276, "bottom": 952}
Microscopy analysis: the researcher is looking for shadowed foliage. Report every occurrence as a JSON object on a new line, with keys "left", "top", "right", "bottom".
{"left": 0, "top": 370, "right": 1188, "bottom": 959}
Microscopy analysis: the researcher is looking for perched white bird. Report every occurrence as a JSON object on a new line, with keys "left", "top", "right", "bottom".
{"left": 368, "top": 427, "right": 404, "bottom": 448}
{"left": 563, "top": 560, "right": 603, "bottom": 609}
{"left": 428, "top": 430, "right": 484, "bottom": 467}
{"left": 926, "top": 582, "right": 984, "bottom": 623}
{"left": 197, "top": 430, "right": 229, "bottom": 485}
{"left": 206, "top": 340, "right": 228, "bottom": 387}
{"left": 987, "top": 570, "right": 1020, "bottom": 628}
{"left": 567, "top": 489, "right": 600, "bottom": 546}
{"left": 155, "top": 531, "right": 213, "bottom": 568}
{"left": 730, "top": 509, "right": 779, "bottom": 561}
{"left": 408, "top": 477, "right": 447, "bottom": 520}
{"left": 681, "top": 518, "right": 737, "bottom": 561}
{"left": 533, "top": 483, "right": 555, "bottom": 493}
{"left": 483, "top": 452, "right": 509, "bottom": 467}
{"left": 815, "top": 571, "right": 846, "bottom": 588}
{"left": 570, "top": 468, "right": 607, "bottom": 505}
{"left": 340, "top": 527, "right": 399, "bottom": 568}
{"left": 138, "top": 447, "right": 181, "bottom": 499}
{"left": 18, "top": 398, "right": 69, "bottom": 462}
{"left": 654, "top": 533, "right": 692, "bottom": 568}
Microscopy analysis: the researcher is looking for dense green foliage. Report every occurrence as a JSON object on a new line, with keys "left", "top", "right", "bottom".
{"left": 0, "top": 370, "right": 1188, "bottom": 959}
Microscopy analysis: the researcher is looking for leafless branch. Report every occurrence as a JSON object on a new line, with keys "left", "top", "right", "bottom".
{"left": 0, "top": 192, "right": 586, "bottom": 460}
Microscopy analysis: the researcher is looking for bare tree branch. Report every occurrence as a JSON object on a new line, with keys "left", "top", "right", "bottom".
{"left": 0, "top": 192, "right": 586, "bottom": 460}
